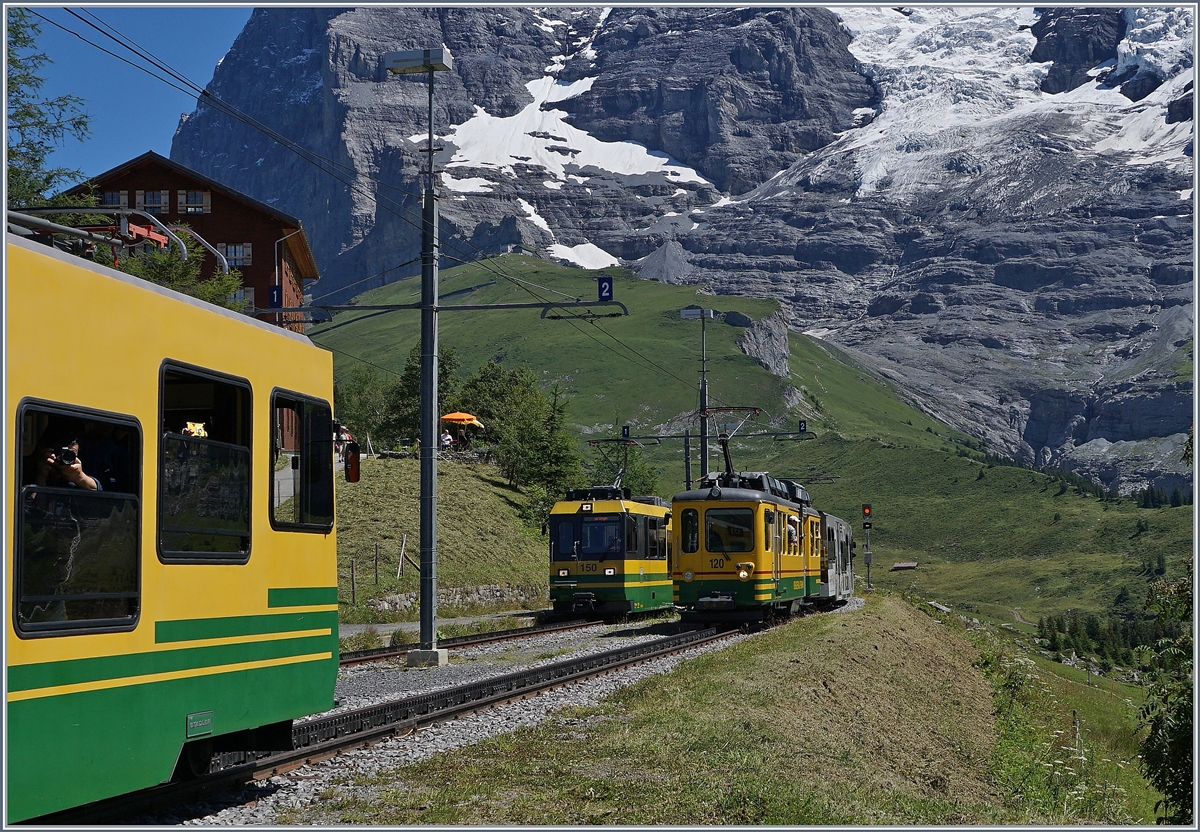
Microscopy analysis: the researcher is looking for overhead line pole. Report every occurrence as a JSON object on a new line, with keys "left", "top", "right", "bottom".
{"left": 382, "top": 47, "right": 629, "bottom": 666}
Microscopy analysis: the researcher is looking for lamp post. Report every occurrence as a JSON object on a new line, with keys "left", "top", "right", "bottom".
{"left": 680, "top": 307, "right": 716, "bottom": 479}
{"left": 385, "top": 46, "right": 453, "bottom": 667}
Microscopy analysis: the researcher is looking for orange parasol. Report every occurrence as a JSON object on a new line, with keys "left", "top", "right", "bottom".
{"left": 441, "top": 412, "right": 484, "bottom": 428}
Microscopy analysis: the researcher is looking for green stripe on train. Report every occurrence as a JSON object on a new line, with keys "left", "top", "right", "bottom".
{"left": 7, "top": 658, "right": 335, "bottom": 823}
{"left": 268, "top": 586, "right": 338, "bottom": 607}
{"left": 156, "top": 609, "right": 337, "bottom": 643}
{"left": 8, "top": 616, "right": 336, "bottom": 693}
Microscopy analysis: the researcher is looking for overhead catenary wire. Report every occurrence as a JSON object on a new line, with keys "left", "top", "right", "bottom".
{"left": 37, "top": 9, "right": 737, "bottom": 417}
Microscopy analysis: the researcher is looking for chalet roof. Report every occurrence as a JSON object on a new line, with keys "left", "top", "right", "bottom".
{"left": 63, "top": 150, "right": 319, "bottom": 280}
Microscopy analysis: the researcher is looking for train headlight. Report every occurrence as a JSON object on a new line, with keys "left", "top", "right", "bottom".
{"left": 604, "top": 567, "right": 616, "bottom": 576}
{"left": 737, "top": 562, "right": 754, "bottom": 581}
{"left": 683, "top": 571, "right": 694, "bottom": 582}
{"left": 558, "top": 569, "right": 569, "bottom": 577}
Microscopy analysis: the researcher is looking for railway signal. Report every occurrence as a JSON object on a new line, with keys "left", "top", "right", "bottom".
{"left": 862, "top": 504, "right": 872, "bottom": 519}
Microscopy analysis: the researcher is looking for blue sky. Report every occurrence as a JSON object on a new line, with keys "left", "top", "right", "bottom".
{"left": 23, "top": 6, "right": 253, "bottom": 181}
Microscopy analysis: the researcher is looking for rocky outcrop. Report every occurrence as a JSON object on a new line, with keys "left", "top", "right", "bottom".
{"left": 737, "top": 310, "right": 791, "bottom": 378}
{"left": 1030, "top": 8, "right": 1126, "bottom": 94}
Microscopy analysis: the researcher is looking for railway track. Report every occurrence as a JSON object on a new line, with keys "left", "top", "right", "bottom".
{"left": 338, "top": 617, "right": 599, "bottom": 667}
{"left": 34, "top": 624, "right": 731, "bottom": 825}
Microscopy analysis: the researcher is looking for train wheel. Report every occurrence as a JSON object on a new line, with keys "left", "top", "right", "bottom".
{"left": 173, "top": 738, "right": 215, "bottom": 780}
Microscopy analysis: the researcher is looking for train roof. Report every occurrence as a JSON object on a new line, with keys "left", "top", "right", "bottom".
{"left": 671, "top": 470, "right": 811, "bottom": 509}
{"left": 7, "top": 234, "right": 314, "bottom": 346}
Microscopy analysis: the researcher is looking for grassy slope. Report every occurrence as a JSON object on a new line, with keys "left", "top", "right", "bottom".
{"left": 318, "top": 257, "right": 1192, "bottom": 625}
{"left": 279, "top": 594, "right": 1155, "bottom": 825}
{"left": 334, "top": 457, "right": 547, "bottom": 621}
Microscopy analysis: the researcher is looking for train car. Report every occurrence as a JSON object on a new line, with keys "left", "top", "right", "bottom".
{"left": 671, "top": 469, "right": 853, "bottom": 623}
{"left": 816, "top": 510, "right": 855, "bottom": 604}
{"left": 5, "top": 235, "right": 339, "bottom": 823}
{"left": 547, "top": 486, "right": 672, "bottom": 618}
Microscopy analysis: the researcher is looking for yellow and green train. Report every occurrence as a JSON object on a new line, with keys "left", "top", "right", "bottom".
{"left": 672, "top": 469, "right": 854, "bottom": 623}
{"left": 6, "top": 235, "right": 339, "bottom": 822}
{"left": 548, "top": 486, "right": 673, "bottom": 618}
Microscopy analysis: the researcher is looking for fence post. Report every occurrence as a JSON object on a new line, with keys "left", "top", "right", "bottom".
{"left": 350, "top": 559, "right": 356, "bottom": 606}
{"left": 375, "top": 542, "right": 380, "bottom": 585}
{"left": 397, "top": 533, "right": 407, "bottom": 579}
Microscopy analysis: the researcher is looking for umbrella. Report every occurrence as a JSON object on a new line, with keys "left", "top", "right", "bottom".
{"left": 441, "top": 412, "right": 484, "bottom": 429}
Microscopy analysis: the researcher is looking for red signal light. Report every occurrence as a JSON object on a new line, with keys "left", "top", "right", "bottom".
{"left": 862, "top": 504, "right": 872, "bottom": 518}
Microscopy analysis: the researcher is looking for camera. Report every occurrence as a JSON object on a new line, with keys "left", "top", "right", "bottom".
{"left": 57, "top": 447, "right": 78, "bottom": 465}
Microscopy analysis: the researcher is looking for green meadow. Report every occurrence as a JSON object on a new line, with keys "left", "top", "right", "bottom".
{"left": 315, "top": 257, "right": 1192, "bottom": 625}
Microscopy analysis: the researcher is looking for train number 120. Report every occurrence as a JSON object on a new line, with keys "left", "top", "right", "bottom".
{"left": 710, "top": 558, "right": 725, "bottom": 569}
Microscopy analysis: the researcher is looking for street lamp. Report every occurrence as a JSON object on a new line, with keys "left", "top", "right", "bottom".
{"left": 680, "top": 307, "right": 717, "bottom": 479}
{"left": 385, "top": 46, "right": 453, "bottom": 667}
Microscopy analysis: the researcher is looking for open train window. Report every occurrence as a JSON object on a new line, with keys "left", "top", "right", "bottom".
{"left": 15, "top": 401, "right": 141, "bottom": 636}
{"left": 270, "top": 391, "right": 334, "bottom": 531}
{"left": 158, "top": 362, "right": 252, "bottom": 562}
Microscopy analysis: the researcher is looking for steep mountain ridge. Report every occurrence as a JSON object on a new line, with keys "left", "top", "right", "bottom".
{"left": 170, "top": 6, "right": 1194, "bottom": 494}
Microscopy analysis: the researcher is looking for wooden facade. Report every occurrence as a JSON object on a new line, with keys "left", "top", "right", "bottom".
{"left": 65, "top": 151, "right": 319, "bottom": 332}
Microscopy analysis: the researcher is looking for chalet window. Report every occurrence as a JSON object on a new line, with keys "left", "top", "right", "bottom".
{"left": 228, "top": 287, "right": 255, "bottom": 310}
{"left": 222, "top": 243, "right": 252, "bottom": 267}
{"left": 15, "top": 401, "right": 141, "bottom": 635}
{"left": 135, "top": 190, "right": 169, "bottom": 214}
{"left": 101, "top": 191, "right": 127, "bottom": 208}
{"left": 179, "top": 190, "right": 211, "bottom": 214}
{"left": 158, "top": 363, "right": 252, "bottom": 562}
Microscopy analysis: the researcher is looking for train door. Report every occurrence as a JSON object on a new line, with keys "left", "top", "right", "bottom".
{"left": 764, "top": 508, "right": 780, "bottom": 586}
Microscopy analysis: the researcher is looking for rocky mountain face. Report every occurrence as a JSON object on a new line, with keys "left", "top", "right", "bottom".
{"left": 171, "top": 6, "right": 1194, "bottom": 494}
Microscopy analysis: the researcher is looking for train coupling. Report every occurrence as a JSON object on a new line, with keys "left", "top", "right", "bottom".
{"left": 695, "top": 592, "right": 737, "bottom": 611}
{"left": 570, "top": 593, "right": 598, "bottom": 614}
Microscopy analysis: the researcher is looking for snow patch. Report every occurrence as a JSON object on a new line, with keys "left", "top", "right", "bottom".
{"left": 442, "top": 175, "right": 493, "bottom": 194}
{"left": 443, "top": 76, "right": 710, "bottom": 185}
{"left": 548, "top": 242, "right": 619, "bottom": 269}
{"left": 518, "top": 198, "right": 551, "bottom": 232}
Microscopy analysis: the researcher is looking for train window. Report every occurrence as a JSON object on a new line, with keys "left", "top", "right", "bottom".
{"left": 763, "top": 509, "right": 774, "bottom": 551}
{"left": 625, "top": 514, "right": 638, "bottom": 555}
{"left": 159, "top": 363, "right": 252, "bottom": 561}
{"left": 552, "top": 517, "right": 577, "bottom": 561}
{"left": 681, "top": 508, "right": 699, "bottom": 553}
{"left": 15, "top": 402, "right": 141, "bottom": 635}
{"left": 271, "top": 392, "right": 335, "bottom": 531}
{"left": 705, "top": 508, "right": 754, "bottom": 553}
{"left": 580, "top": 514, "right": 622, "bottom": 558}
{"left": 646, "top": 517, "right": 662, "bottom": 559}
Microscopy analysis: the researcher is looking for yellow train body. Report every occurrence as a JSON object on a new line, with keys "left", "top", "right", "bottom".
{"left": 5, "top": 236, "right": 338, "bottom": 821}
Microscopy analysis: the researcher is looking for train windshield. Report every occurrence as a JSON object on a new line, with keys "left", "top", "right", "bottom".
{"left": 705, "top": 508, "right": 754, "bottom": 553}
{"left": 580, "top": 514, "right": 623, "bottom": 558}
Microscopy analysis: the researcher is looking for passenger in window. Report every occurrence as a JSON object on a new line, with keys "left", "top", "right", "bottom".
{"left": 24, "top": 425, "right": 101, "bottom": 491}
{"left": 79, "top": 421, "right": 134, "bottom": 493}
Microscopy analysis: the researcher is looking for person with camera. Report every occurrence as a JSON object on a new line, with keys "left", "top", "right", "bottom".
{"left": 26, "top": 430, "right": 100, "bottom": 491}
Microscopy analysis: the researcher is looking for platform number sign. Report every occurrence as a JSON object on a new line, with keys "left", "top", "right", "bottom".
{"left": 622, "top": 425, "right": 630, "bottom": 439}
{"left": 598, "top": 274, "right": 614, "bottom": 302}
{"left": 268, "top": 285, "right": 283, "bottom": 308}
{"left": 798, "top": 419, "right": 807, "bottom": 434}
